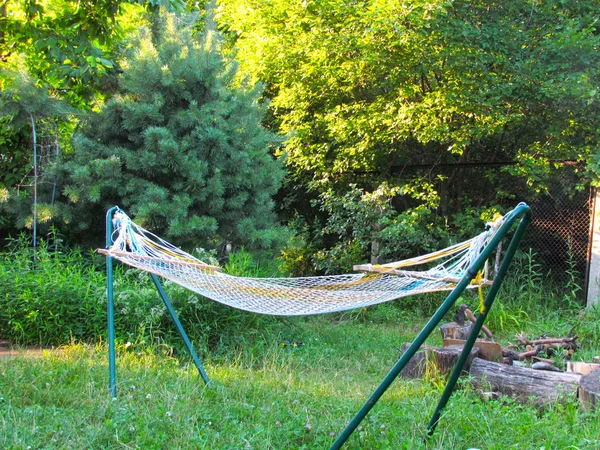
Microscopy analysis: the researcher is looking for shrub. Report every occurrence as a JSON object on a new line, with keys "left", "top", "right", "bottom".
{"left": 0, "top": 237, "right": 286, "bottom": 351}
{"left": 0, "top": 232, "right": 106, "bottom": 345}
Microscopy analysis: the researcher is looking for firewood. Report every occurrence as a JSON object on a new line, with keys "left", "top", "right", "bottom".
{"left": 579, "top": 368, "right": 600, "bottom": 412}
{"left": 442, "top": 338, "right": 503, "bottom": 362}
{"left": 460, "top": 304, "right": 494, "bottom": 339}
{"left": 518, "top": 348, "right": 541, "bottom": 360}
{"left": 399, "top": 343, "right": 480, "bottom": 379}
{"left": 567, "top": 361, "right": 600, "bottom": 375}
{"left": 515, "top": 334, "right": 578, "bottom": 347}
{"left": 440, "top": 321, "right": 473, "bottom": 340}
{"left": 531, "top": 361, "right": 562, "bottom": 372}
{"left": 532, "top": 356, "right": 556, "bottom": 364}
{"left": 502, "top": 348, "right": 520, "bottom": 361}
{"left": 469, "top": 358, "right": 582, "bottom": 406}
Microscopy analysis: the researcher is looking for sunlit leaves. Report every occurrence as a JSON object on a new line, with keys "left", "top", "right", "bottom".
{"left": 220, "top": 0, "right": 599, "bottom": 192}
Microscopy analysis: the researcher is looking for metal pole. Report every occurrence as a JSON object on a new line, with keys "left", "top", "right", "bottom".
{"left": 106, "top": 206, "right": 119, "bottom": 399}
{"left": 427, "top": 207, "right": 531, "bottom": 435}
{"left": 329, "top": 204, "right": 531, "bottom": 450}
{"left": 30, "top": 114, "right": 37, "bottom": 250}
{"left": 150, "top": 274, "right": 211, "bottom": 385}
{"left": 329, "top": 272, "right": 475, "bottom": 450}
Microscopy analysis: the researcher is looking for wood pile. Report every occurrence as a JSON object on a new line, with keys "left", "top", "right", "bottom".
{"left": 400, "top": 304, "right": 600, "bottom": 410}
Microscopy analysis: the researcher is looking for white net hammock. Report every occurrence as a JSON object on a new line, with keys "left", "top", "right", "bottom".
{"left": 100, "top": 210, "right": 508, "bottom": 316}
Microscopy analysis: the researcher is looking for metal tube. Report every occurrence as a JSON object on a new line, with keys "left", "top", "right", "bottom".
{"left": 427, "top": 207, "right": 532, "bottom": 435}
{"left": 329, "top": 272, "right": 475, "bottom": 450}
{"left": 330, "top": 204, "right": 531, "bottom": 449}
{"left": 150, "top": 274, "right": 211, "bottom": 385}
{"left": 106, "top": 206, "right": 119, "bottom": 399}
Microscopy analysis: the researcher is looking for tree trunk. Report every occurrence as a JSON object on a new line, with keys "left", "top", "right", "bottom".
{"left": 469, "top": 358, "right": 582, "bottom": 406}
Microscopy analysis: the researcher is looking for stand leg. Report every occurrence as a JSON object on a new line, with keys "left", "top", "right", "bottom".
{"left": 107, "top": 254, "right": 117, "bottom": 398}
{"left": 106, "top": 207, "right": 118, "bottom": 399}
{"left": 150, "top": 274, "right": 211, "bottom": 385}
{"left": 330, "top": 204, "right": 531, "bottom": 449}
{"left": 427, "top": 212, "right": 531, "bottom": 435}
{"left": 329, "top": 275, "right": 473, "bottom": 450}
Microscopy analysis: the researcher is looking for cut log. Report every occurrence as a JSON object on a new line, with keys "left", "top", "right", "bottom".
{"left": 567, "top": 361, "right": 600, "bottom": 375}
{"left": 399, "top": 343, "right": 479, "bottom": 379}
{"left": 440, "top": 321, "right": 473, "bottom": 340}
{"left": 443, "top": 338, "right": 503, "bottom": 362}
{"left": 460, "top": 305, "right": 494, "bottom": 339}
{"left": 469, "top": 358, "right": 582, "bottom": 406}
{"left": 579, "top": 368, "right": 600, "bottom": 412}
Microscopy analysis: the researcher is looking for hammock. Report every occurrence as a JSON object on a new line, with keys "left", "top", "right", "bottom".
{"left": 98, "top": 209, "right": 506, "bottom": 316}
{"left": 102, "top": 203, "right": 532, "bottom": 449}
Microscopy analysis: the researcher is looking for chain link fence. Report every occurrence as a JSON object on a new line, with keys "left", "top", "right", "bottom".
{"left": 518, "top": 165, "right": 592, "bottom": 291}
{"left": 420, "top": 162, "right": 592, "bottom": 296}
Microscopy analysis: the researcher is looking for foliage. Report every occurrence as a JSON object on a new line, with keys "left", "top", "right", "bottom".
{"left": 62, "top": 10, "right": 286, "bottom": 251}
{"left": 280, "top": 182, "right": 502, "bottom": 275}
{"left": 575, "top": 304, "right": 600, "bottom": 360}
{"left": 0, "top": 64, "right": 76, "bottom": 235}
{"left": 220, "top": 0, "right": 599, "bottom": 189}
{"left": 1, "top": 1, "right": 120, "bottom": 108}
{"left": 0, "top": 238, "right": 285, "bottom": 349}
{"left": 0, "top": 232, "right": 106, "bottom": 345}
{"left": 0, "top": 116, "right": 29, "bottom": 189}
{"left": 220, "top": 0, "right": 600, "bottom": 265}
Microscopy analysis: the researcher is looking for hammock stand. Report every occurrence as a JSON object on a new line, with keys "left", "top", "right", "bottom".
{"left": 102, "top": 203, "right": 531, "bottom": 449}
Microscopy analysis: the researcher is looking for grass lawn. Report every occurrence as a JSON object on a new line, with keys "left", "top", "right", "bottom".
{"left": 1, "top": 312, "right": 599, "bottom": 449}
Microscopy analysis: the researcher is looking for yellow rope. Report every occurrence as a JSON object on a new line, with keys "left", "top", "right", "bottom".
{"left": 475, "top": 271, "right": 485, "bottom": 313}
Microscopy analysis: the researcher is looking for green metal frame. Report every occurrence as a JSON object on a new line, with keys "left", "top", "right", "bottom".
{"left": 104, "top": 204, "right": 531, "bottom": 447}
{"left": 329, "top": 203, "right": 531, "bottom": 449}
{"left": 105, "top": 206, "right": 210, "bottom": 399}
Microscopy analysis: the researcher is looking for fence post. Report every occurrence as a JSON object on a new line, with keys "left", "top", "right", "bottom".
{"left": 587, "top": 188, "right": 600, "bottom": 306}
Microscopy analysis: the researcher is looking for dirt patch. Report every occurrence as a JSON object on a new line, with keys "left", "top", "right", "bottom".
{"left": 0, "top": 339, "right": 49, "bottom": 359}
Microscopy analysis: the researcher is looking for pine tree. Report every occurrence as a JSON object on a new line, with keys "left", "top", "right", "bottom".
{"left": 65, "top": 11, "right": 285, "bottom": 250}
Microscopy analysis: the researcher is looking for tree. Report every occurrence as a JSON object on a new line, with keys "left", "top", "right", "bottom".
{"left": 219, "top": 0, "right": 600, "bottom": 266}
{"left": 63, "top": 11, "right": 286, "bottom": 251}
{"left": 0, "top": 1, "right": 201, "bottom": 109}
{"left": 0, "top": 0, "right": 128, "bottom": 108}
{"left": 221, "top": 0, "right": 599, "bottom": 186}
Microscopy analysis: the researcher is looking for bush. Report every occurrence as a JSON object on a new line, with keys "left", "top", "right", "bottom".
{"left": 0, "top": 232, "right": 106, "bottom": 345}
{"left": 0, "top": 237, "right": 286, "bottom": 352}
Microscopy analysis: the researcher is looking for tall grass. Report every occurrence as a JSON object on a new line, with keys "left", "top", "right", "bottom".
{"left": 0, "top": 233, "right": 106, "bottom": 345}
{"left": 0, "top": 236, "right": 287, "bottom": 352}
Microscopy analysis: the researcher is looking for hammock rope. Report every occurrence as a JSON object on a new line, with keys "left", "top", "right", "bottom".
{"left": 99, "top": 209, "right": 508, "bottom": 316}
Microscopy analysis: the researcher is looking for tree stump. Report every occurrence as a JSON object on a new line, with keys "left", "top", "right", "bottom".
{"left": 469, "top": 358, "right": 582, "bottom": 406}
{"left": 442, "top": 338, "right": 503, "bottom": 362}
{"left": 400, "top": 343, "right": 479, "bottom": 379}
{"left": 579, "top": 368, "right": 600, "bottom": 412}
{"left": 440, "top": 321, "right": 473, "bottom": 340}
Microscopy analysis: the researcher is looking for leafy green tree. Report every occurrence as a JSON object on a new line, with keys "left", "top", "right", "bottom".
{"left": 220, "top": 0, "right": 599, "bottom": 268}
{"left": 220, "top": 0, "right": 599, "bottom": 193}
{"left": 0, "top": 1, "right": 201, "bottom": 109}
{"left": 63, "top": 11, "right": 286, "bottom": 251}
{"left": 0, "top": 0, "right": 128, "bottom": 108}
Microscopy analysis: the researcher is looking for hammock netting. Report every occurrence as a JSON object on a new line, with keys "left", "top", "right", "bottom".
{"left": 101, "top": 210, "right": 507, "bottom": 316}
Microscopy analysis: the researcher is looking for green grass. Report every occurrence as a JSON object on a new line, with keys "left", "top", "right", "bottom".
{"left": 1, "top": 315, "right": 599, "bottom": 449}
